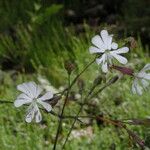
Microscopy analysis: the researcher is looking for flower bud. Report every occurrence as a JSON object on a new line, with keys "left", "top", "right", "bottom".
{"left": 127, "top": 129, "right": 145, "bottom": 149}
{"left": 93, "top": 75, "right": 102, "bottom": 86}
{"left": 46, "top": 95, "right": 61, "bottom": 107}
{"left": 126, "top": 37, "right": 137, "bottom": 49}
{"left": 64, "top": 60, "right": 76, "bottom": 75}
{"left": 108, "top": 75, "right": 119, "bottom": 85}
{"left": 112, "top": 65, "right": 134, "bottom": 76}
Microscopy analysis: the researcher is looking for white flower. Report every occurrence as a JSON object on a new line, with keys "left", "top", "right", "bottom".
{"left": 89, "top": 30, "right": 129, "bottom": 73}
{"left": 14, "top": 82, "right": 53, "bottom": 123}
{"left": 132, "top": 64, "right": 150, "bottom": 95}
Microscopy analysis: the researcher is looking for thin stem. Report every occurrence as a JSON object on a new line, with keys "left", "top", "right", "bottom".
{"left": 53, "top": 74, "right": 71, "bottom": 150}
{"left": 90, "top": 75, "right": 118, "bottom": 98}
{"left": 50, "top": 111, "right": 125, "bottom": 128}
{"left": 0, "top": 100, "right": 13, "bottom": 104}
{"left": 62, "top": 75, "right": 118, "bottom": 148}
{"left": 62, "top": 83, "right": 96, "bottom": 149}
{"left": 90, "top": 83, "right": 109, "bottom": 98}
{"left": 53, "top": 57, "right": 96, "bottom": 150}
{"left": 50, "top": 111, "right": 85, "bottom": 123}
{"left": 69, "top": 57, "right": 96, "bottom": 89}
{"left": 57, "top": 57, "right": 96, "bottom": 95}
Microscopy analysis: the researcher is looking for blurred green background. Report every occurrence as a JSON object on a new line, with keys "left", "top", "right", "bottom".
{"left": 0, "top": 0, "right": 150, "bottom": 149}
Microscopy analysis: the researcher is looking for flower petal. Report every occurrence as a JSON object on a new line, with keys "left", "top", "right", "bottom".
{"left": 136, "top": 84, "right": 143, "bottom": 95}
{"left": 25, "top": 104, "right": 35, "bottom": 123}
{"left": 38, "top": 91, "right": 53, "bottom": 101}
{"left": 141, "top": 64, "right": 150, "bottom": 72}
{"left": 132, "top": 81, "right": 136, "bottom": 94}
{"left": 100, "top": 30, "right": 108, "bottom": 43}
{"left": 17, "top": 83, "right": 32, "bottom": 98}
{"left": 143, "top": 73, "right": 150, "bottom": 80}
{"left": 107, "top": 36, "right": 113, "bottom": 50}
{"left": 17, "top": 82, "right": 42, "bottom": 99}
{"left": 35, "top": 85, "right": 43, "bottom": 98}
{"left": 16, "top": 93, "right": 32, "bottom": 101}
{"left": 137, "top": 72, "right": 150, "bottom": 80}
{"left": 100, "top": 30, "right": 112, "bottom": 50}
{"left": 132, "top": 79, "right": 143, "bottom": 95}
{"left": 96, "top": 54, "right": 105, "bottom": 65}
{"left": 27, "top": 82, "right": 43, "bottom": 98}
{"left": 111, "top": 42, "right": 118, "bottom": 49}
{"left": 34, "top": 105, "right": 42, "bottom": 123}
{"left": 141, "top": 79, "right": 149, "bottom": 88}
{"left": 89, "top": 46, "right": 104, "bottom": 54}
{"left": 91, "top": 35, "right": 105, "bottom": 50}
{"left": 96, "top": 58, "right": 103, "bottom": 65}
{"left": 102, "top": 62, "right": 108, "bottom": 73}
{"left": 37, "top": 100, "right": 52, "bottom": 112}
{"left": 110, "top": 53, "right": 128, "bottom": 64}
{"left": 17, "top": 82, "right": 34, "bottom": 98}
{"left": 112, "top": 47, "right": 129, "bottom": 54}
{"left": 14, "top": 98, "right": 32, "bottom": 107}
{"left": 27, "top": 82, "right": 37, "bottom": 97}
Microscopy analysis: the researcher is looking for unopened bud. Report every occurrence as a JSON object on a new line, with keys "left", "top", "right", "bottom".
{"left": 108, "top": 75, "right": 119, "bottom": 85}
{"left": 112, "top": 65, "right": 134, "bottom": 76}
{"left": 93, "top": 75, "right": 102, "bottom": 86}
{"left": 127, "top": 129, "right": 145, "bottom": 149}
{"left": 127, "top": 37, "right": 137, "bottom": 49}
{"left": 64, "top": 60, "right": 76, "bottom": 75}
{"left": 127, "top": 118, "right": 150, "bottom": 126}
{"left": 45, "top": 95, "right": 61, "bottom": 107}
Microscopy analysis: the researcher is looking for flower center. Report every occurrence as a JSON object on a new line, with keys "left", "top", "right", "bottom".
{"left": 105, "top": 49, "right": 110, "bottom": 54}
{"left": 32, "top": 98, "right": 37, "bottom": 104}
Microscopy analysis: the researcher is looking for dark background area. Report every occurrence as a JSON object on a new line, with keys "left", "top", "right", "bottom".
{"left": 0, "top": 0, "right": 150, "bottom": 46}
{"left": 61, "top": 0, "right": 150, "bottom": 46}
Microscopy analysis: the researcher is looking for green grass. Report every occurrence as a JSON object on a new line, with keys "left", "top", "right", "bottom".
{"left": 0, "top": 70, "right": 150, "bottom": 150}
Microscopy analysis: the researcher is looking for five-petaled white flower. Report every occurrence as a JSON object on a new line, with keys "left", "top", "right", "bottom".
{"left": 14, "top": 82, "right": 53, "bottom": 123}
{"left": 132, "top": 64, "right": 150, "bottom": 95}
{"left": 89, "top": 30, "right": 129, "bottom": 73}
